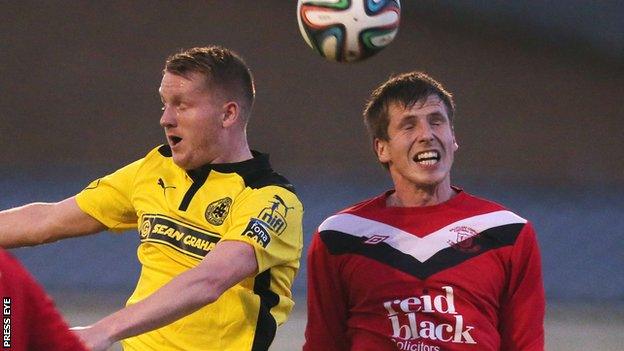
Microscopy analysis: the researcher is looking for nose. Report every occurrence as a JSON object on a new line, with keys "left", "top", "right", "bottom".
{"left": 415, "top": 121, "right": 435, "bottom": 143}
{"left": 160, "top": 106, "right": 177, "bottom": 128}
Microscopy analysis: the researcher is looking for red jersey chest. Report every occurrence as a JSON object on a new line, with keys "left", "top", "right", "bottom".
{"left": 337, "top": 246, "right": 511, "bottom": 350}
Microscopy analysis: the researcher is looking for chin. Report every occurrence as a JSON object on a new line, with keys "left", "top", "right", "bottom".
{"left": 172, "top": 154, "right": 192, "bottom": 170}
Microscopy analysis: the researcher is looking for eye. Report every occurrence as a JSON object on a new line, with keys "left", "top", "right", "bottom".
{"left": 401, "top": 121, "right": 415, "bottom": 130}
{"left": 429, "top": 112, "right": 448, "bottom": 126}
{"left": 430, "top": 117, "right": 445, "bottom": 126}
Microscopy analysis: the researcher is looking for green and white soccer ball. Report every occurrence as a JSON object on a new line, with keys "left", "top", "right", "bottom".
{"left": 297, "top": 0, "right": 401, "bottom": 62}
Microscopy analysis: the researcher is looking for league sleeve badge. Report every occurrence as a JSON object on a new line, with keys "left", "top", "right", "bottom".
{"left": 256, "top": 195, "right": 294, "bottom": 235}
{"left": 240, "top": 194, "right": 296, "bottom": 248}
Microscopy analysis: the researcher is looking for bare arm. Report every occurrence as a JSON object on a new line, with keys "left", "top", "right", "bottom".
{"left": 74, "top": 240, "right": 258, "bottom": 351}
{"left": 0, "top": 196, "right": 106, "bottom": 248}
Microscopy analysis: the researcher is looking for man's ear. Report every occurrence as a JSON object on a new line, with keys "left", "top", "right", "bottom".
{"left": 374, "top": 138, "right": 390, "bottom": 163}
{"left": 221, "top": 101, "right": 240, "bottom": 128}
{"left": 451, "top": 126, "right": 459, "bottom": 151}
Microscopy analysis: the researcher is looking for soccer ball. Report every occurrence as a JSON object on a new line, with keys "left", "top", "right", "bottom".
{"left": 297, "top": 0, "right": 401, "bottom": 63}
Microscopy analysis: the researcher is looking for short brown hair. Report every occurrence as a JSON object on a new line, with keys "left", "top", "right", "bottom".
{"left": 165, "top": 46, "right": 255, "bottom": 118}
{"left": 363, "top": 71, "right": 455, "bottom": 141}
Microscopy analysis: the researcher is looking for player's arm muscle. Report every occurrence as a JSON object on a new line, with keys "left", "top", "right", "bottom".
{"left": 0, "top": 196, "right": 106, "bottom": 248}
{"left": 75, "top": 240, "right": 257, "bottom": 350}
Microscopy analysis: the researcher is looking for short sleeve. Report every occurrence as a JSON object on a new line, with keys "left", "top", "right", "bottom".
{"left": 221, "top": 186, "right": 303, "bottom": 273}
{"left": 75, "top": 159, "right": 143, "bottom": 232}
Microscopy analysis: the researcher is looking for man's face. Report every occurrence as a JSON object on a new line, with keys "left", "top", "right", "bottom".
{"left": 375, "top": 95, "right": 458, "bottom": 190}
{"left": 159, "top": 71, "right": 224, "bottom": 170}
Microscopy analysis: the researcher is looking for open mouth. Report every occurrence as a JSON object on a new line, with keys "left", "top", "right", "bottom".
{"left": 169, "top": 136, "right": 182, "bottom": 146}
{"left": 413, "top": 150, "right": 441, "bottom": 165}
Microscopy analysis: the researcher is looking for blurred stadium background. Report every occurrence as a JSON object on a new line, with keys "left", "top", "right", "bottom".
{"left": 1, "top": 1, "right": 622, "bottom": 350}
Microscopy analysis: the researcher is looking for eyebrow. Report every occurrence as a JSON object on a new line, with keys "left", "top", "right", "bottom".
{"left": 428, "top": 111, "right": 448, "bottom": 120}
{"left": 396, "top": 110, "right": 448, "bottom": 127}
{"left": 159, "top": 91, "right": 183, "bottom": 104}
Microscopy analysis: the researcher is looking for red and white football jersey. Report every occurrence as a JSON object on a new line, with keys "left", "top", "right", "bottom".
{"left": 0, "top": 250, "right": 88, "bottom": 351}
{"left": 304, "top": 189, "right": 544, "bottom": 351}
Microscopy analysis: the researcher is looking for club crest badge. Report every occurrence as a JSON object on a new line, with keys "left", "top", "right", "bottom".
{"left": 205, "top": 197, "right": 232, "bottom": 226}
{"left": 448, "top": 226, "right": 481, "bottom": 253}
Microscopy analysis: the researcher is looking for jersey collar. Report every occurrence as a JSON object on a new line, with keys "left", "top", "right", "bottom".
{"left": 186, "top": 150, "right": 271, "bottom": 182}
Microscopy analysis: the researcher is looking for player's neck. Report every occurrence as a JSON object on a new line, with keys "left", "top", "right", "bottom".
{"left": 212, "top": 133, "right": 253, "bottom": 164}
{"left": 388, "top": 179, "right": 456, "bottom": 208}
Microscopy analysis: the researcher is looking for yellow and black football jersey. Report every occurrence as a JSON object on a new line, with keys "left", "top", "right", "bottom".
{"left": 75, "top": 145, "right": 303, "bottom": 351}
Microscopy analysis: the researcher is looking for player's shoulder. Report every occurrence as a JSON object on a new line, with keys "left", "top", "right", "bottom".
{"left": 317, "top": 193, "right": 383, "bottom": 232}
{"left": 245, "top": 170, "right": 297, "bottom": 195}
{"left": 235, "top": 158, "right": 302, "bottom": 211}
{"left": 123, "top": 144, "right": 173, "bottom": 165}
{"left": 147, "top": 144, "right": 173, "bottom": 160}
{"left": 220, "top": 150, "right": 298, "bottom": 196}
{"left": 465, "top": 193, "right": 539, "bottom": 247}
{"left": 241, "top": 174, "right": 301, "bottom": 208}
{"left": 461, "top": 190, "right": 528, "bottom": 221}
{"left": 130, "top": 144, "right": 177, "bottom": 171}
{"left": 341, "top": 195, "right": 382, "bottom": 214}
{"left": 458, "top": 190, "right": 536, "bottom": 244}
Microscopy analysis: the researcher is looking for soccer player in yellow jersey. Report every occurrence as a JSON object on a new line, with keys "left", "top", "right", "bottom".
{"left": 0, "top": 46, "right": 303, "bottom": 351}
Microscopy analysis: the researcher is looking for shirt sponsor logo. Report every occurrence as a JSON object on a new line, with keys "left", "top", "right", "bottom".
{"left": 383, "top": 286, "right": 476, "bottom": 347}
{"left": 257, "top": 195, "right": 294, "bottom": 235}
{"left": 242, "top": 218, "right": 272, "bottom": 248}
{"left": 140, "top": 214, "right": 221, "bottom": 259}
{"left": 205, "top": 197, "right": 232, "bottom": 226}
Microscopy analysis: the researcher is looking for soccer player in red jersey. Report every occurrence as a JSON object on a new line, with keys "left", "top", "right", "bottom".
{"left": 304, "top": 72, "right": 545, "bottom": 351}
{"left": 0, "top": 249, "right": 88, "bottom": 351}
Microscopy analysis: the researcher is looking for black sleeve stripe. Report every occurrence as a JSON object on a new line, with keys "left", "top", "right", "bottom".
{"left": 251, "top": 269, "right": 279, "bottom": 351}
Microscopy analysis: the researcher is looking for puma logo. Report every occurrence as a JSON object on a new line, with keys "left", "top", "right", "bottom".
{"left": 158, "top": 178, "right": 176, "bottom": 195}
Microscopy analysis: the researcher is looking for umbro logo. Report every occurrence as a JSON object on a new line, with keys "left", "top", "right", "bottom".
{"left": 363, "top": 235, "right": 389, "bottom": 245}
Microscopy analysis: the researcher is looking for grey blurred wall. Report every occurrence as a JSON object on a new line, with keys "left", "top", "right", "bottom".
{"left": 1, "top": 1, "right": 622, "bottom": 301}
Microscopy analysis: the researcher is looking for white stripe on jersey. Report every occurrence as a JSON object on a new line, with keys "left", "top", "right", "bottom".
{"left": 318, "top": 210, "right": 527, "bottom": 263}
